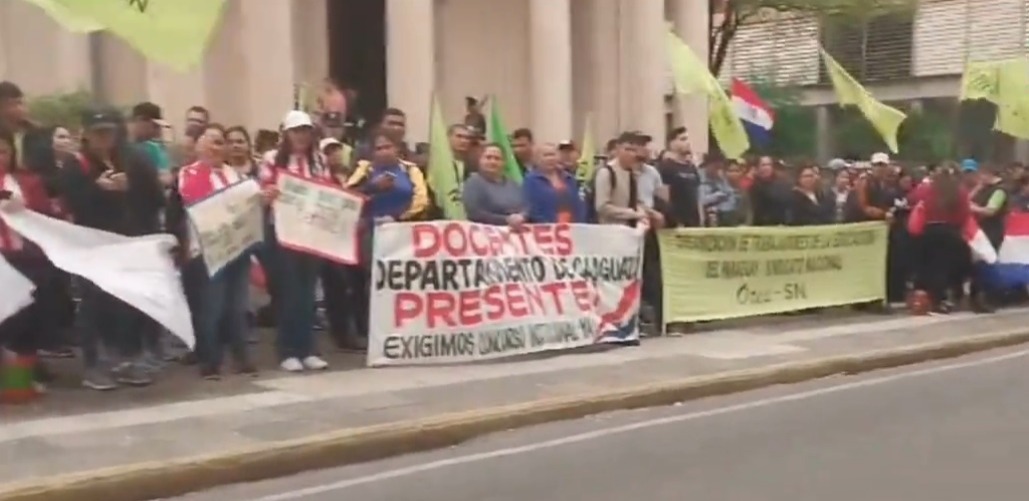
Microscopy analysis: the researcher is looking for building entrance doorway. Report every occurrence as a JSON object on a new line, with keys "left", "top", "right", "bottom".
{"left": 327, "top": 0, "right": 386, "bottom": 134}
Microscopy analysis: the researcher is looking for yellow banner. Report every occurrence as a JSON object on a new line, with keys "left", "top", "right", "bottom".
{"left": 658, "top": 222, "right": 888, "bottom": 322}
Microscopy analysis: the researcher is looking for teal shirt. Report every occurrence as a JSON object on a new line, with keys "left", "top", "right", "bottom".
{"left": 136, "top": 139, "right": 171, "bottom": 172}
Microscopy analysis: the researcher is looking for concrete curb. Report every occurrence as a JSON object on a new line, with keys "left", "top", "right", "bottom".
{"left": 4, "top": 329, "right": 1029, "bottom": 501}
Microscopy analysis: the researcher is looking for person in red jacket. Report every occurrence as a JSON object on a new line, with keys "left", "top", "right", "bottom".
{"left": 0, "top": 127, "right": 62, "bottom": 387}
{"left": 911, "top": 163, "right": 971, "bottom": 314}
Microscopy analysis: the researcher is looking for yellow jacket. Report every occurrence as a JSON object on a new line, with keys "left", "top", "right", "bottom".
{"left": 347, "top": 159, "right": 430, "bottom": 221}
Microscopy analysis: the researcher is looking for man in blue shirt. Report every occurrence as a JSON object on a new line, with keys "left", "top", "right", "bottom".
{"left": 130, "top": 102, "right": 172, "bottom": 186}
{"left": 699, "top": 155, "right": 739, "bottom": 227}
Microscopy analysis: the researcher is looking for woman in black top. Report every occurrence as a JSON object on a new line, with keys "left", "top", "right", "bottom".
{"left": 790, "top": 164, "right": 835, "bottom": 226}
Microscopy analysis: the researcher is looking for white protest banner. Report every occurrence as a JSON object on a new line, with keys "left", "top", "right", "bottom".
{"left": 0, "top": 253, "right": 35, "bottom": 325}
{"left": 273, "top": 172, "right": 365, "bottom": 264}
{"left": 367, "top": 222, "right": 644, "bottom": 366}
{"left": 0, "top": 207, "right": 195, "bottom": 349}
{"left": 186, "top": 179, "right": 263, "bottom": 277}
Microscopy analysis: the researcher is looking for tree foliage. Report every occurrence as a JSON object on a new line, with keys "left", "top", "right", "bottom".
{"left": 709, "top": 0, "right": 919, "bottom": 75}
{"left": 27, "top": 91, "right": 95, "bottom": 130}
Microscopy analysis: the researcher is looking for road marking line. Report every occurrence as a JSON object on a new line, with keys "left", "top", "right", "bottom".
{"left": 252, "top": 348, "right": 1029, "bottom": 501}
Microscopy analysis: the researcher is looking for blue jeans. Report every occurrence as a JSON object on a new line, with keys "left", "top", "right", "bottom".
{"left": 197, "top": 257, "right": 252, "bottom": 370}
{"left": 274, "top": 247, "right": 321, "bottom": 360}
{"left": 253, "top": 237, "right": 280, "bottom": 309}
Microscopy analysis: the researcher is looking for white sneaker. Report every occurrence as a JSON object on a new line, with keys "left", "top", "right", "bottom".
{"left": 301, "top": 356, "right": 329, "bottom": 371}
{"left": 280, "top": 357, "right": 304, "bottom": 372}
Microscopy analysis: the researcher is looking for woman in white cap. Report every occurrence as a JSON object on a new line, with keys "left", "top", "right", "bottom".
{"left": 258, "top": 110, "right": 336, "bottom": 372}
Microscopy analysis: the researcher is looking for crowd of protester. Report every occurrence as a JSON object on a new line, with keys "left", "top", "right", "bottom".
{"left": 0, "top": 77, "right": 1026, "bottom": 399}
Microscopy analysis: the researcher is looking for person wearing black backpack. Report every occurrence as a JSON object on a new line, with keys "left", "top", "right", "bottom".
{"left": 591, "top": 133, "right": 648, "bottom": 226}
{"left": 592, "top": 132, "right": 667, "bottom": 340}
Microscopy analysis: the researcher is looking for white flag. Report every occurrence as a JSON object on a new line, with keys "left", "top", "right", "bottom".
{"left": 0, "top": 207, "right": 195, "bottom": 349}
{"left": 0, "top": 253, "right": 35, "bottom": 325}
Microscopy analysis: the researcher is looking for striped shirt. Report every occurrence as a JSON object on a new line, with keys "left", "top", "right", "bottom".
{"left": 178, "top": 161, "right": 246, "bottom": 257}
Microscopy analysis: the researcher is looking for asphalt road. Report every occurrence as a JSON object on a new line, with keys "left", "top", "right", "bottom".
{"left": 173, "top": 346, "right": 1029, "bottom": 501}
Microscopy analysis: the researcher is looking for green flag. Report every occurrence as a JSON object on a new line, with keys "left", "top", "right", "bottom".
{"left": 487, "top": 98, "right": 523, "bottom": 183}
{"left": 427, "top": 95, "right": 466, "bottom": 220}
{"left": 575, "top": 114, "right": 596, "bottom": 184}
{"left": 49, "top": 0, "right": 227, "bottom": 70}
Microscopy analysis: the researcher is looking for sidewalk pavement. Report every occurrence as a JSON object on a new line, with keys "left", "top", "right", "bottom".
{"left": 3, "top": 308, "right": 1029, "bottom": 501}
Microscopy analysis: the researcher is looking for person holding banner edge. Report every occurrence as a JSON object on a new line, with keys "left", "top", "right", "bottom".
{"left": 60, "top": 107, "right": 165, "bottom": 391}
{"left": 259, "top": 110, "right": 335, "bottom": 373}
{"left": 462, "top": 143, "right": 527, "bottom": 229}
{"left": 0, "top": 127, "right": 63, "bottom": 394}
{"left": 523, "top": 143, "right": 586, "bottom": 224}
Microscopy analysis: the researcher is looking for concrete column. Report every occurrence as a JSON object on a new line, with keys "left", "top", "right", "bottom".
{"left": 237, "top": 0, "right": 296, "bottom": 129}
{"left": 95, "top": 33, "right": 148, "bottom": 105}
{"left": 146, "top": 64, "right": 206, "bottom": 124}
{"left": 53, "top": 31, "right": 92, "bottom": 94}
{"left": 0, "top": 1, "right": 91, "bottom": 95}
{"left": 671, "top": 0, "right": 710, "bottom": 156}
{"left": 203, "top": 0, "right": 244, "bottom": 126}
{"left": 529, "top": 0, "right": 573, "bottom": 143}
{"left": 589, "top": 0, "right": 622, "bottom": 143}
{"left": 292, "top": 0, "right": 330, "bottom": 96}
{"left": 97, "top": 29, "right": 206, "bottom": 127}
{"left": 622, "top": 0, "right": 666, "bottom": 143}
{"left": 386, "top": 0, "right": 436, "bottom": 143}
{"left": 815, "top": 105, "right": 832, "bottom": 163}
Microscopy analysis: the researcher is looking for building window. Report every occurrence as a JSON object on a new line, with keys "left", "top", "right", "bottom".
{"left": 820, "top": 13, "right": 914, "bottom": 83}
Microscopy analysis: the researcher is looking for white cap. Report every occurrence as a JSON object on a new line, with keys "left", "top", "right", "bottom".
{"left": 281, "top": 110, "right": 314, "bottom": 130}
{"left": 319, "top": 137, "right": 342, "bottom": 151}
{"left": 870, "top": 152, "right": 890, "bottom": 164}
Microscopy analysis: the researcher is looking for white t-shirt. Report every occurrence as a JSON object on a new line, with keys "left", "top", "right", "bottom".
{"left": 637, "top": 163, "right": 664, "bottom": 209}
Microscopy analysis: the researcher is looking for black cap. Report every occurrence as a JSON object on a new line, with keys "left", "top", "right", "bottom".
{"left": 82, "top": 107, "right": 124, "bottom": 129}
{"left": 627, "top": 130, "right": 653, "bottom": 144}
{"left": 131, "top": 102, "right": 163, "bottom": 121}
{"left": 615, "top": 131, "right": 650, "bottom": 145}
{"left": 0, "top": 81, "right": 24, "bottom": 101}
